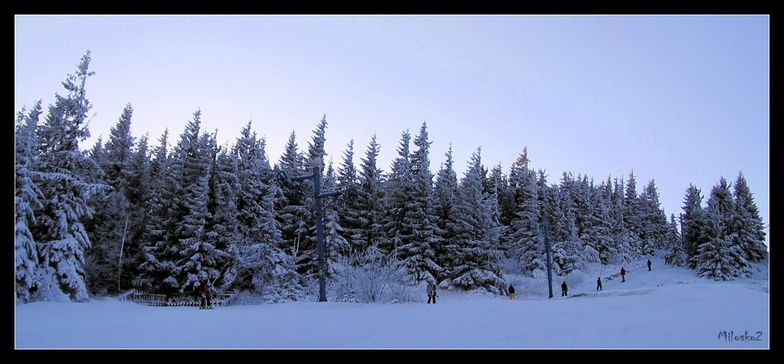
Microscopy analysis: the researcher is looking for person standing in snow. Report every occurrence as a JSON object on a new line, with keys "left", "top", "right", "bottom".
{"left": 596, "top": 277, "right": 603, "bottom": 291}
{"left": 647, "top": 259, "right": 652, "bottom": 271}
{"left": 508, "top": 284, "right": 516, "bottom": 300}
{"left": 427, "top": 281, "right": 437, "bottom": 304}
{"left": 561, "top": 281, "right": 568, "bottom": 297}
{"left": 620, "top": 266, "right": 626, "bottom": 282}
{"left": 199, "top": 276, "right": 212, "bottom": 309}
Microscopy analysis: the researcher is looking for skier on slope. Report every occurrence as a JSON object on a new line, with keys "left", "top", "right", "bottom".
{"left": 199, "top": 275, "right": 212, "bottom": 309}
{"left": 427, "top": 280, "right": 437, "bottom": 304}
{"left": 508, "top": 284, "right": 516, "bottom": 300}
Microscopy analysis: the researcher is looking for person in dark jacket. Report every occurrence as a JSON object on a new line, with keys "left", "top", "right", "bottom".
{"left": 596, "top": 277, "right": 603, "bottom": 291}
{"left": 508, "top": 284, "right": 516, "bottom": 300}
{"left": 620, "top": 266, "right": 626, "bottom": 282}
{"left": 561, "top": 281, "right": 568, "bottom": 297}
{"left": 427, "top": 281, "right": 437, "bottom": 304}
{"left": 647, "top": 259, "right": 652, "bottom": 271}
{"left": 199, "top": 276, "right": 212, "bottom": 309}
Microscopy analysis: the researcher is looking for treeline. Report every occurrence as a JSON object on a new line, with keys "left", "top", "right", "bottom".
{"left": 15, "top": 51, "right": 768, "bottom": 303}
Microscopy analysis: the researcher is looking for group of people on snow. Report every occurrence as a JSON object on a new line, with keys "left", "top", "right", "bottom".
{"left": 424, "top": 259, "right": 654, "bottom": 303}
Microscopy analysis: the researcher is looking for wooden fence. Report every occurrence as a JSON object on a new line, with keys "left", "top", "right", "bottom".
{"left": 118, "top": 289, "right": 238, "bottom": 307}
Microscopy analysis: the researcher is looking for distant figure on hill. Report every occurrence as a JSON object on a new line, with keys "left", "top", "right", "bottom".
{"left": 647, "top": 259, "right": 652, "bottom": 271}
{"left": 198, "top": 275, "right": 212, "bottom": 309}
{"left": 561, "top": 281, "right": 568, "bottom": 297}
{"left": 508, "top": 284, "right": 516, "bottom": 300}
{"left": 596, "top": 277, "right": 603, "bottom": 291}
{"left": 620, "top": 267, "right": 626, "bottom": 282}
{"left": 427, "top": 281, "right": 437, "bottom": 304}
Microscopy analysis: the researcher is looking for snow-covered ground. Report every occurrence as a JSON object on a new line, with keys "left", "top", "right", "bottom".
{"left": 14, "top": 255, "right": 769, "bottom": 349}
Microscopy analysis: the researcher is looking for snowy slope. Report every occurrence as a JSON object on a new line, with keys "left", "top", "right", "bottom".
{"left": 15, "top": 255, "right": 769, "bottom": 349}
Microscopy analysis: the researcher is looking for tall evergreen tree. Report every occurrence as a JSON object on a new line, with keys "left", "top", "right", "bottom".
{"left": 583, "top": 177, "right": 616, "bottom": 266}
{"left": 31, "top": 51, "right": 109, "bottom": 301}
{"left": 85, "top": 103, "right": 137, "bottom": 295}
{"left": 176, "top": 118, "right": 228, "bottom": 292}
{"left": 204, "top": 141, "right": 241, "bottom": 292}
{"left": 549, "top": 173, "right": 582, "bottom": 274}
{"left": 432, "top": 145, "right": 459, "bottom": 282}
{"left": 322, "top": 161, "right": 350, "bottom": 278}
{"left": 137, "top": 129, "right": 177, "bottom": 292}
{"left": 507, "top": 151, "right": 543, "bottom": 276}
{"left": 381, "top": 129, "right": 413, "bottom": 258}
{"left": 276, "top": 131, "right": 311, "bottom": 276}
{"left": 120, "top": 133, "right": 152, "bottom": 292}
{"left": 664, "top": 213, "right": 687, "bottom": 267}
{"left": 354, "top": 135, "right": 387, "bottom": 263}
{"left": 399, "top": 122, "right": 441, "bottom": 283}
{"left": 681, "top": 184, "right": 706, "bottom": 269}
{"left": 622, "top": 170, "right": 643, "bottom": 258}
{"left": 638, "top": 179, "right": 669, "bottom": 255}
{"left": 446, "top": 148, "right": 504, "bottom": 293}
{"left": 732, "top": 172, "right": 768, "bottom": 262}
{"left": 15, "top": 102, "right": 44, "bottom": 302}
{"left": 696, "top": 177, "right": 750, "bottom": 280}
{"left": 608, "top": 176, "right": 634, "bottom": 264}
{"left": 140, "top": 111, "right": 227, "bottom": 296}
{"left": 232, "top": 122, "right": 300, "bottom": 301}
{"left": 335, "top": 139, "right": 365, "bottom": 260}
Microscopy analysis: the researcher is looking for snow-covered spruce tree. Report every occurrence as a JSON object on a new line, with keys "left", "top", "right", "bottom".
{"left": 178, "top": 121, "right": 232, "bottom": 294}
{"left": 322, "top": 162, "right": 351, "bottom": 278}
{"left": 229, "top": 121, "right": 301, "bottom": 301}
{"left": 535, "top": 170, "right": 566, "bottom": 270}
{"left": 379, "top": 124, "right": 443, "bottom": 286}
{"left": 136, "top": 129, "right": 176, "bottom": 292}
{"left": 445, "top": 148, "right": 504, "bottom": 293}
{"left": 381, "top": 129, "right": 412, "bottom": 259}
{"left": 664, "top": 213, "right": 687, "bottom": 267}
{"left": 84, "top": 103, "right": 137, "bottom": 296}
{"left": 548, "top": 173, "right": 583, "bottom": 275}
{"left": 400, "top": 122, "right": 442, "bottom": 284}
{"left": 139, "top": 110, "right": 230, "bottom": 296}
{"left": 120, "top": 133, "right": 152, "bottom": 292}
{"left": 352, "top": 135, "right": 388, "bottom": 265}
{"left": 582, "top": 177, "right": 617, "bottom": 267}
{"left": 608, "top": 176, "right": 634, "bottom": 265}
{"left": 335, "top": 139, "right": 366, "bottom": 261}
{"left": 204, "top": 143, "right": 241, "bottom": 293}
{"left": 494, "top": 164, "right": 515, "bottom": 255}
{"left": 732, "top": 171, "right": 768, "bottom": 262}
{"left": 30, "top": 51, "right": 110, "bottom": 302}
{"left": 15, "top": 102, "right": 44, "bottom": 303}
{"left": 488, "top": 163, "right": 513, "bottom": 270}
{"left": 681, "top": 184, "right": 706, "bottom": 269}
{"left": 638, "top": 179, "right": 670, "bottom": 256}
{"left": 571, "top": 175, "right": 594, "bottom": 246}
{"left": 506, "top": 150, "right": 544, "bottom": 276}
{"left": 622, "top": 170, "right": 644, "bottom": 259}
{"left": 432, "top": 145, "right": 459, "bottom": 283}
{"left": 696, "top": 177, "right": 750, "bottom": 280}
{"left": 276, "top": 130, "right": 312, "bottom": 278}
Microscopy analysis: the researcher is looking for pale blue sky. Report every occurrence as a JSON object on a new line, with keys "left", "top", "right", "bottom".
{"left": 14, "top": 15, "right": 769, "bottom": 246}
